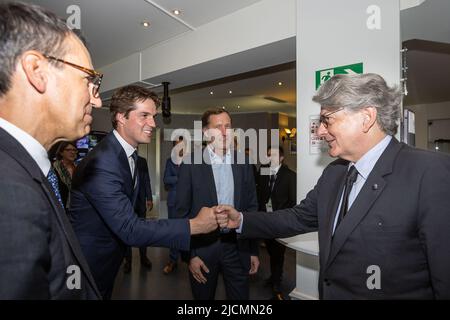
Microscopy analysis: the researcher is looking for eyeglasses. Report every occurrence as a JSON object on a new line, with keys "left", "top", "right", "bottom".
{"left": 319, "top": 108, "right": 344, "bottom": 128}
{"left": 64, "top": 148, "right": 78, "bottom": 153}
{"left": 43, "top": 54, "right": 103, "bottom": 98}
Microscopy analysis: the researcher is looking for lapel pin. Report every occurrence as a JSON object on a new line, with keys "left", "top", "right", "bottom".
{"left": 372, "top": 184, "right": 378, "bottom": 190}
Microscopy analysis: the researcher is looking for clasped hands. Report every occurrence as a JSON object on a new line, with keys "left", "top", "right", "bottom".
{"left": 193, "top": 205, "right": 241, "bottom": 234}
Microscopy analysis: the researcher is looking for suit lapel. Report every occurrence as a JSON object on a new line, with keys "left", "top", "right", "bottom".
{"left": 232, "top": 153, "right": 241, "bottom": 208}
{"left": 322, "top": 166, "right": 347, "bottom": 267}
{"left": 41, "top": 178, "right": 101, "bottom": 298}
{"left": 325, "top": 139, "right": 403, "bottom": 270}
{"left": 203, "top": 149, "right": 218, "bottom": 204}
{"left": 0, "top": 128, "right": 101, "bottom": 298}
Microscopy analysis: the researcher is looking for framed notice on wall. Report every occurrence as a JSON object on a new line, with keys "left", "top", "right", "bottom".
{"left": 309, "top": 116, "right": 328, "bottom": 154}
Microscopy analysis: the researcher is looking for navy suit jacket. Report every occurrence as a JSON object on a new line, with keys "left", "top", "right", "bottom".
{"left": 69, "top": 132, "right": 190, "bottom": 295}
{"left": 176, "top": 149, "right": 259, "bottom": 271}
{"left": 163, "top": 158, "right": 180, "bottom": 209}
{"left": 0, "top": 128, "right": 100, "bottom": 299}
{"left": 242, "top": 138, "right": 450, "bottom": 299}
{"left": 135, "top": 156, "right": 152, "bottom": 217}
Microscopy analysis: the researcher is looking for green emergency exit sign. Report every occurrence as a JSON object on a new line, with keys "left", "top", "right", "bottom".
{"left": 315, "top": 62, "right": 363, "bottom": 89}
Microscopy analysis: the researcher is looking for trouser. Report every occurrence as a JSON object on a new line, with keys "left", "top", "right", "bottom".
{"left": 189, "top": 240, "right": 249, "bottom": 300}
{"left": 265, "top": 239, "right": 286, "bottom": 291}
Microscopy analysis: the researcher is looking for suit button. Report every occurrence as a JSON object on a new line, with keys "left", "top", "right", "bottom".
{"left": 324, "top": 279, "right": 331, "bottom": 286}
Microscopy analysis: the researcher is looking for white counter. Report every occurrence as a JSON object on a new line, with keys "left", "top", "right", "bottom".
{"left": 278, "top": 232, "right": 320, "bottom": 300}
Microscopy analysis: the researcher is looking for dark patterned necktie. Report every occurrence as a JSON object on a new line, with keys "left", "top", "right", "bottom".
{"left": 131, "top": 151, "right": 138, "bottom": 189}
{"left": 47, "top": 168, "right": 63, "bottom": 206}
{"left": 335, "top": 165, "right": 358, "bottom": 230}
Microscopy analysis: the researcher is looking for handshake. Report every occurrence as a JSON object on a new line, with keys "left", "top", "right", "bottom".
{"left": 189, "top": 205, "right": 242, "bottom": 235}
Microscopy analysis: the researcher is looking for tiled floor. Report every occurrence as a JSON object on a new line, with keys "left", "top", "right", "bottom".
{"left": 111, "top": 244, "right": 296, "bottom": 300}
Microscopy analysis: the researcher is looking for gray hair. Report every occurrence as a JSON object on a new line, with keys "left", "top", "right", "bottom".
{"left": 0, "top": 2, "right": 74, "bottom": 97}
{"left": 312, "top": 73, "right": 402, "bottom": 136}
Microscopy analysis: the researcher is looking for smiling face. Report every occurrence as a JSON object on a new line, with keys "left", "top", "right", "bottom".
{"left": 117, "top": 98, "right": 157, "bottom": 147}
{"left": 317, "top": 107, "right": 366, "bottom": 162}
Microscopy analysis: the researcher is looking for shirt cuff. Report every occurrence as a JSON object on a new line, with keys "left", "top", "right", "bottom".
{"left": 236, "top": 212, "right": 244, "bottom": 234}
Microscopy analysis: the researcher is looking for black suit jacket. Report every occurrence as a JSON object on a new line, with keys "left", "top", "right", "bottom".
{"left": 257, "top": 164, "right": 296, "bottom": 211}
{"left": 176, "top": 149, "right": 259, "bottom": 271}
{"left": 69, "top": 132, "right": 190, "bottom": 296}
{"left": 0, "top": 128, "right": 100, "bottom": 299}
{"left": 241, "top": 138, "right": 450, "bottom": 299}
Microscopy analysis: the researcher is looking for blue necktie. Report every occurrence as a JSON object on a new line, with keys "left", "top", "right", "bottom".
{"left": 47, "top": 168, "right": 63, "bottom": 206}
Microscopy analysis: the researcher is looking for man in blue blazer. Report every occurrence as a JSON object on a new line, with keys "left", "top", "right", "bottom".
{"left": 123, "top": 156, "right": 154, "bottom": 273}
{"left": 217, "top": 73, "right": 450, "bottom": 299}
{"left": 176, "top": 108, "right": 260, "bottom": 300}
{"left": 0, "top": 2, "right": 102, "bottom": 299}
{"left": 69, "top": 85, "right": 219, "bottom": 299}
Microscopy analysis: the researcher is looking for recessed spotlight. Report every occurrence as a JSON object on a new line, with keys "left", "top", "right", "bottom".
{"left": 229, "top": 90, "right": 233, "bottom": 94}
{"left": 172, "top": 9, "right": 181, "bottom": 15}
{"left": 278, "top": 82, "right": 283, "bottom": 86}
{"left": 237, "top": 105, "right": 241, "bottom": 109}
{"left": 141, "top": 21, "right": 150, "bottom": 28}
{"left": 210, "top": 91, "right": 214, "bottom": 95}
{"left": 222, "top": 106, "right": 226, "bottom": 109}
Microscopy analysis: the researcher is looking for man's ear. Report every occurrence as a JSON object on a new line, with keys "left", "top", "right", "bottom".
{"left": 116, "top": 113, "right": 126, "bottom": 127}
{"left": 20, "top": 51, "right": 48, "bottom": 94}
{"left": 362, "top": 107, "right": 377, "bottom": 133}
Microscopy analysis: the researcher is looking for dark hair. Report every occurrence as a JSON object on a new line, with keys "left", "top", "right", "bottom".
{"left": 55, "top": 141, "right": 77, "bottom": 160}
{"left": 109, "top": 85, "right": 160, "bottom": 129}
{"left": 267, "top": 145, "right": 284, "bottom": 158}
{"left": 0, "top": 2, "right": 75, "bottom": 97}
{"left": 201, "top": 108, "right": 231, "bottom": 128}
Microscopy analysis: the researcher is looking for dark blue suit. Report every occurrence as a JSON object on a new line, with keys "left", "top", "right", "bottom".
{"left": 0, "top": 128, "right": 100, "bottom": 299}
{"left": 163, "top": 157, "right": 181, "bottom": 262}
{"left": 176, "top": 149, "right": 258, "bottom": 300}
{"left": 69, "top": 132, "right": 190, "bottom": 299}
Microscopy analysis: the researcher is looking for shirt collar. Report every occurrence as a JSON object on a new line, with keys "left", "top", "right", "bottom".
{"left": 353, "top": 135, "right": 392, "bottom": 179}
{"left": 0, "top": 117, "right": 51, "bottom": 176}
{"left": 113, "top": 129, "right": 136, "bottom": 158}
{"left": 207, "top": 144, "right": 232, "bottom": 165}
{"left": 270, "top": 164, "right": 281, "bottom": 175}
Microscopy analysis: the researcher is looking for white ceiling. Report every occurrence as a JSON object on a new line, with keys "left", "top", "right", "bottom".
{"left": 6, "top": 0, "right": 450, "bottom": 115}
{"left": 19, "top": 0, "right": 262, "bottom": 68}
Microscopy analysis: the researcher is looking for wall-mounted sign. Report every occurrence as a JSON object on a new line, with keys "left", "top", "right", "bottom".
{"left": 315, "top": 62, "right": 364, "bottom": 89}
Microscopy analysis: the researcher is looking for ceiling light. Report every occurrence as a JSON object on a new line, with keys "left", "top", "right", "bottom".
{"left": 141, "top": 21, "right": 150, "bottom": 28}
{"left": 210, "top": 91, "right": 214, "bottom": 95}
{"left": 237, "top": 105, "right": 241, "bottom": 109}
{"left": 278, "top": 82, "right": 283, "bottom": 86}
{"left": 172, "top": 9, "right": 181, "bottom": 15}
{"left": 222, "top": 106, "right": 226, "bottom": 109}
{"left": 229, "top": 90, "right": 233, "bottom": 94}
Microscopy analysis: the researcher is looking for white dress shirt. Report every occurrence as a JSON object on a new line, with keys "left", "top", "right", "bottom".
{"left": 0, "top": 117, "right": 50, "bottom": 176}
{"left": 113, "top": 130, "right": 137, "bottom": 176}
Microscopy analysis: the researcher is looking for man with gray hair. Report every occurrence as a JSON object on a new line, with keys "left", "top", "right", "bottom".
{"left": 217, "top": 73, "right": 450, "bottom": 299}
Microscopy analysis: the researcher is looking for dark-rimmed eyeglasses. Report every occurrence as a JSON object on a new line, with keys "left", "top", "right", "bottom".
{"left": 319, "top": 108, "right": 344, "bottom": 128}
{"left": 43, "top": 54, "right": 103, "bottom": 98}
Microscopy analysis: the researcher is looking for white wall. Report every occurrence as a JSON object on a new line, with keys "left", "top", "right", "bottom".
{"left": 296, "top": 0, "right": 401, "bottom": 201}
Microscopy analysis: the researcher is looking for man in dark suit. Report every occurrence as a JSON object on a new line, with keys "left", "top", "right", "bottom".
{"left": 257, "top": 146, "right": 296, "bottom": 299}
{"left": 217, "top": 73, "right": 450, "bottom": 299}
{"left": 123, "top": 156, "right": 154, "bottom": 273}
{"left": 0, "top": 2, "right": 102, "bottom": 299}
{"left": 69, "top": 85, "right": 219, "bottom": 299}
{"left": 176, "top": 108, "right": 260, "bottom": 300}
